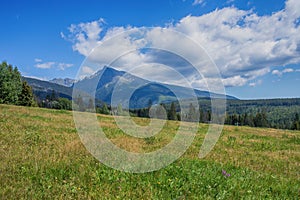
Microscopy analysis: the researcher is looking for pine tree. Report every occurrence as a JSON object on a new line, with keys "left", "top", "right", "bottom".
{"left": 199, "top": 108, "right": 204, "bottom": 123}
{"left": 168, "top": 102, "right": 177, "bottom": 120}
{"left": 187, "top": 103, "right": 198, "bottom": 122}
{"left": 18, "top": 81, "right": 36, "bottom": 106}
{"left": 50, "top": 90, "right": 58, "bottom": 101}
{"left": 292, "top": 113, "right": 300, "bottom": 130}
{"left": 102, "top": 103, "right": 110, "bottom": 115}
{"left": 254, "top": 110, "right": 269, "bottom": 127}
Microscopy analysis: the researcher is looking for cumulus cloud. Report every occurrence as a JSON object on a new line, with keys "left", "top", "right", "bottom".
{"left": 34, "top": 59, "right": 73, "bottom": 70}
{"left": 61, "top": 18, "right": 105, "bottom": 56}
{"left": 62, "top": 0, "right": 300, "bottom": 88}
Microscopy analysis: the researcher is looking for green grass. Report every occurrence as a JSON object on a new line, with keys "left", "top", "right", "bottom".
{"left": 0, "top": 104, "right": 299, "bottom": 199}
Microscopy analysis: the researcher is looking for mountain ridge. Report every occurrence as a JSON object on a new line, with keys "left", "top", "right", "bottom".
{"left": 25, "top": 66, "right": 238, "bottom": 108}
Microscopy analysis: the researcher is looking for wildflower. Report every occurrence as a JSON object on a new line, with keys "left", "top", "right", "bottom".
{"left": 222, "top": 169, "right": 231, "bottom": 177}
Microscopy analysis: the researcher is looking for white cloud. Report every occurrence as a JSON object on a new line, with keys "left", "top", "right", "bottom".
{"left": 62, "top": 18, "right": 105, "bottom": 56}
{"left": 282, "top": 68, "right": 294, "bottom": 73}
{"left": 222, "top": 76, "right": 248, "bottom": 87}
{"left": 272, "top": 70, "right": 282, "bottom": 76}
{"left": 81, "top": 66, "right": 95, "bottom": 75}
{"left": 35, "top": 62, "right": 55, "bottom": 69}
{"left": 34, "top": 58, "right": 42, "bottom": 63}
{"left": 62, "top": 0, "right": 300, "bottom": 88}
{"left": 78, "top": 66, "right": 98, "bottom": 80}
{"left": 58, "top": 63, "right": 73, "bottom": 70}
{"left": 226, "top": 0, "right": 235, "bottom": 4}
{"left": 193, "top": 0, "right": 205, "bottom": 6}
{"left": 34, "top": 59, "right": 73, "bottom": 71}
{"left": 272, "top": 68, "right": 295, "bottom": 76}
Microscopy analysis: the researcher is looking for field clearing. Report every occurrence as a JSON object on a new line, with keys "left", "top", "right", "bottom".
{"left": 1, "top": 104, "right": 299, "bottom": 199}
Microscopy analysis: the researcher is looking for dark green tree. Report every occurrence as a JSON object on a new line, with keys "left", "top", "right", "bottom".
{"left": 199, "top": 108, "right": 204, "bottom": 123}
{"left": 101, "top": 103, "right": 110, "bottom": 115}
{"left": 254, "top": 110, "right": 269, "bottom": 127}
{"left": 168, "top": 102, "right": 177, "bottom": 120}
{"left": 18, "top": 81, "right": 36, "bottom": 106}
{"left": 292, "top": 113, "right": 300, "bottom": 130}
{"left": 57, "top": 98, "right": 72, "bottom": 110}
{"left": 50, "top": 90, "right": 58, "bottom": 101}
{"left": 0, "top": 61, "right": 22, "bottom": 104}
{"left": 187, "top": 103, "right": 198, "bottom": 122}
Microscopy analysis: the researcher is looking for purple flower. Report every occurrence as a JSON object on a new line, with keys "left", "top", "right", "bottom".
{"left": 222, "top": 169, "right": 231, "bottom": 177}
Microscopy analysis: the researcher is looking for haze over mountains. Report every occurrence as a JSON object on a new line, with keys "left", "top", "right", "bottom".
{"left": 24, "top": 66, "right": 237, "bottom": 108}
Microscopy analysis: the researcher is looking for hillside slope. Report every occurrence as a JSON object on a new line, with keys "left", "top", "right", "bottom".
{"left": 1, "top": 104, "right": 299, "bottom": 199}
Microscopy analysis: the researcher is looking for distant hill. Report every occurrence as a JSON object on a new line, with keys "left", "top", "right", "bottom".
{"left": 22, "top": 77, "right": 72, "bottom": 100}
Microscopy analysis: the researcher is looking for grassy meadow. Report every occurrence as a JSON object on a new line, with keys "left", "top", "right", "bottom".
{"left": 0, "top": 104, "right": 299, "bottom": 199}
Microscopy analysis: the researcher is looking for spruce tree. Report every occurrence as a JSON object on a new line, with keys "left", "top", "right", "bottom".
{"left": 187, "top": 103, "right": 198, "bottom": 122}
{"left": 18, "top": 81, "right": 36, "bottom": 106}
{"left": 102, "top": 103, "right": 110, "bottom": 115}
{"left": 292, "top": 113, "right": 300, "bottom": 130}
{"left": 168, "top": 102, "right": 177, "bottom": 120}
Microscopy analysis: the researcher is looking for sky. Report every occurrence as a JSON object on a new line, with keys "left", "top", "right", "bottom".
{"left": 0, "top": 0, "right": 300, "bottom": 99}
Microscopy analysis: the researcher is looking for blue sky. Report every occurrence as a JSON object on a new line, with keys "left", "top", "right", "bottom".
{"left": 1, "top": 0, "right": 299, "bottom": 99}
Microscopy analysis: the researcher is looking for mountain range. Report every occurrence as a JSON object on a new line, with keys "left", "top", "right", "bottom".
{"left": 49, "top": 78, "right": 76, "bottom": 87}
{"left": 24, "top": 66, "right": 237, "bottom": 108}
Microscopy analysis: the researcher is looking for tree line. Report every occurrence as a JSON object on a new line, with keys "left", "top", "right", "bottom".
{"left": 41, "top": 93, "right": 300, "bottom": 131}
{"left": 37, "top": 90, "right": 72, "bottom": 110}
